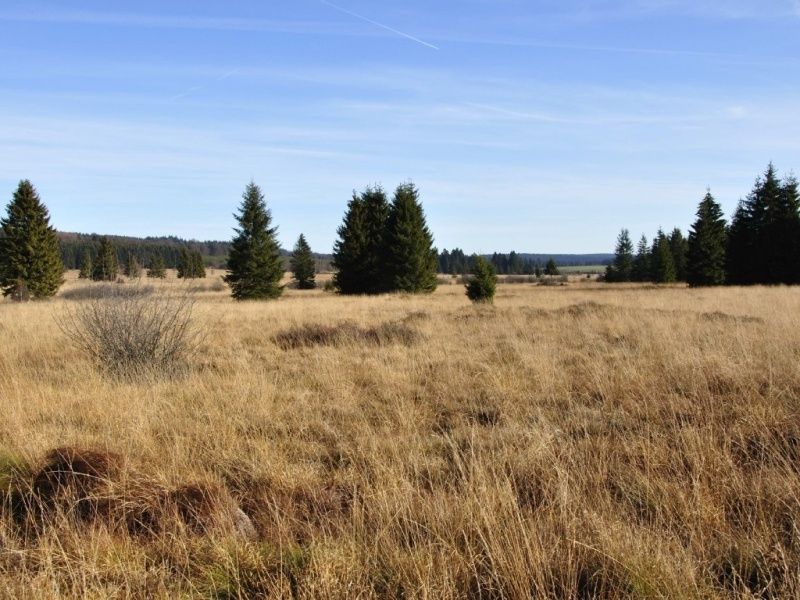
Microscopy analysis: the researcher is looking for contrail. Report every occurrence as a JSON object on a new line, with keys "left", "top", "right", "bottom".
{"left": 320, "top": 0, "right": 439, "bottom": 50}
{"left": 169, "top": 67, "right": 241, "bottom": 101}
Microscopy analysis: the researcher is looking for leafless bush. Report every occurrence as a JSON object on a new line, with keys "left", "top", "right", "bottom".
{"left": 59, "top": 287, "right": 201, "bottom": 378}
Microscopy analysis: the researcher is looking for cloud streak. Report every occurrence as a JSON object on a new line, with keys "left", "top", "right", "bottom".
{"left": 319, "top": 0, "right": 439, "bottom": 49}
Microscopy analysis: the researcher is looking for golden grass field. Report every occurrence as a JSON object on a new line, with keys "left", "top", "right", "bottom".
{"left": 1, "top": 272, "right": 799, "bottom": 598}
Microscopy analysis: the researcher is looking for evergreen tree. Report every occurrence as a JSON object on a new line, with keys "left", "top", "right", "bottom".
{"left": 78, "top": 249, "right": 93, "bottom": 280}
{"left": 724, "top": 165, "right": 799, "bottom": 285}
{"left": 177, "top": 247, "right": 191, "bottom": 279}
{"left": 534, "top": 264, "right": 542, "bottom": 278}
{"left": 332, "top": 186, "right": 390, "bottom": 294}
{"left": 224, "top": 182, "right": 284, "bottom": 300}
{"left": 91, "top": 236, "right": 118, "bottom": 281}
{"left": 668, "top": 228, "right": 689, "bottom": 282}
{"left": 465, "top": 256, "right": 497, "bottom": 303}
{"left": 726, "top": 200, "right": 753, "bottom": 285}
{"left": 544, "top": 258, "right": 559, "bottom": 276}
{"left": 361, "top": 186, "right": 391, "bottom": 294}
{"left": 0, "top": 180, "right": 64, "bottom": 300}
{"left": 191, "top": 249, "right": 206, "bottom": 279}
{"left": 686, "top": 192, "right": 727, "bottom": 287}
{"left": 290, "top": 233, "right": 316, "bottom": 289}
{"left": 332, "top": 192, "right": 368, "bottom": 294}
{"left": 606, "top": 228, "right": 633, "bottom": 282}
{"left": 384, "top": 182, "right": 438, "bottom": 293}
{"left": 765, "top": 172, "right": 800, "bottom": 284}
{"left": 631, "top": 235, "right": 651, "bottom": 282}
{"left": 147, "top": 253, "right": 167, "bottom": 279}
{"left": 124, "top": 253, "right": 142, "bottom": 279}
{"left": 650, "top": 229, "right": 677, "bottom": 283}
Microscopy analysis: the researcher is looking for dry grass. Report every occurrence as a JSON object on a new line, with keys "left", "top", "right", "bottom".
{"left": 1, "top": 275, "right": 800, "bottom": 598}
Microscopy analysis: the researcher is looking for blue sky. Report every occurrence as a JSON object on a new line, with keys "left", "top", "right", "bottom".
{"left": 1, "top": 0, "right": 799, "bottom": 253}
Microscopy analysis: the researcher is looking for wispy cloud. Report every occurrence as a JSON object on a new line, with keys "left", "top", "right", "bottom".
{"left": 319, "top": 0, "right": 439, "bottom": 50}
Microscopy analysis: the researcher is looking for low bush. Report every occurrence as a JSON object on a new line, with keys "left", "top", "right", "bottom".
{"left": 59, "top": 287, "right": 200, "bottom": 378}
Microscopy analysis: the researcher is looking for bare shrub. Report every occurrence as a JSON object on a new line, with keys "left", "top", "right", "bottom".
{"left": 59, "top": 286, "right": 200, "bottom": 378}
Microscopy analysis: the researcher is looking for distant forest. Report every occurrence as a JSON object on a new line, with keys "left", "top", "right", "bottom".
{"left": 58, "top": 232, "right": 610, "bottom": 274}
{"left": 57, "top": 232, "right": 330, "bottom": 271}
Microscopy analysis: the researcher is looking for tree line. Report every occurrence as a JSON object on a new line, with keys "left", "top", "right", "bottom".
{"left": 606, "top": 164, "right": 799, "bottom": 286}
{"left": 438, "top": 249, "right": 561, "bottom": 277}
{"left": 59, "top": 233, "right": 230, "bottom": 270}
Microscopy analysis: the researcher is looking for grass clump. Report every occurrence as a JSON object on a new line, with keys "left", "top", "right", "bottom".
{"left": 274, "top": 320, "right": 421, "bottom": 350}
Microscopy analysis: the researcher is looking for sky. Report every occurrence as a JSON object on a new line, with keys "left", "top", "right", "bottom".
{"left": 1, "top": 0, "right": 799, "bottom": 254}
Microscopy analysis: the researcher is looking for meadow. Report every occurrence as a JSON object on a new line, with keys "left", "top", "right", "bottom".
{"left": 1, "top": 273, "right": 799, "bottom": 598}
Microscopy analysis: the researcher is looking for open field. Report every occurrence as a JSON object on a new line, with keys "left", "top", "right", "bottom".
{"left": 1, "top": 276, "right": 800, "bottom": 598}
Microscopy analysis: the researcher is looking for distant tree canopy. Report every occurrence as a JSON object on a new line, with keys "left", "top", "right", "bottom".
{"left": 225, "top": 182, "right": 284, "bottom": 300}
{"left": 605, "top": 164, "right": 800, "bottom": 286}
{"left": 58, "top": 233, "right": 231, "bottom": 271}
{"left": 333, "top": 183, "right": 437, "bottom": 295}
{"left": 0, "top": 180, "right": 63, "bottom": 300}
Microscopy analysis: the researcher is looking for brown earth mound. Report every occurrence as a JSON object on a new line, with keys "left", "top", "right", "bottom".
{"left": 9, "top": 447, "right": 256, "bottom": 540}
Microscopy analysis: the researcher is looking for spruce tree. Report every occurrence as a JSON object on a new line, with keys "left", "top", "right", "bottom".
{"left": 78, "top": 249, "right": 93, "bottom": 280}
{"left": 290, "top": 234, "right": 316, "bottom": 289}
{"left": 177, "top": 247, "right": 191, "bottom": 279}
{"left": 332, "top": 186, "right": 389, "bottom": 295}
{"left": 361, "top": 186, "right": 391, "bottom": 294}
{"left": 650, "top": 229, "right": 677, "bottom": 283}
{"left": 725, "top": 165, "right": 798, "bottom": 285}
{"left": 726, "top": 200, "right": 753, "bottom": 285}
{"left": 124, "top": 253, "right": 142, "bottom": 279}
{"left": 224, "top": 182, "right": 284, "bottom": 300}
{"left": 384, "top": 182, "right": 438, "bottom": 293}
{"left": 631, "top": 235, "right": 651, "bottom": 282}
{"left": 545, "top": 259, "right": 559, "bottom": 276}
{"left": 765, "top": 172, "right": 800, "bottom": 284}
{"left": 668, "top": 228, "right": 689, "bottom": 282}
{"left": 466, "top": 256, "right": 497, "bottom": 303}
{"left": 0, "top": 180, "right": 64, "bottom": 300}
{"left": 191, "top": 250, "right": 206, "bottom": 279}
{"left": 91, "top": 236, "right": 118, "bottom": 281}
{"left": 147, "top": 253, "right": 167, "bottom": 279}
{"left": 606, "top": 228, "right": 633, "bottom": 282}
{"left": 332, "top": 192, "right": 368, "bottom": 295}
{"left": 686, "top": 192, "right": 727, "bottom": 287}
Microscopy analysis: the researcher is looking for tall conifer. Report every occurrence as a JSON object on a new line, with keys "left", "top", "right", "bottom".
{"left": 290, "top": 234, "right": 316, "bottom": 289}
{"left": 0, "top": 180, "right": 63, "bottom": 300}
{"left": 606, "top": 228, "right": 633, "bottom": 282}
{"left": 91, "top": 237, "right": 118, "bottom": 281}
{"left": 632, "top": 235, "right": 651, "bottom": 282}
{"left": 686, "top": 191, "right": 727, "bottom": 286}
{"left": 384, "top": 183, "right": 438, "bottom": 293}
{"left": 668, "top": 228, "right": 688, "bottom": 282}
{"left": 225, "top": 182, "right": 284, "bottom": 300}
{"left": 78, "top": 249, "right": 93, "bottom": 280}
